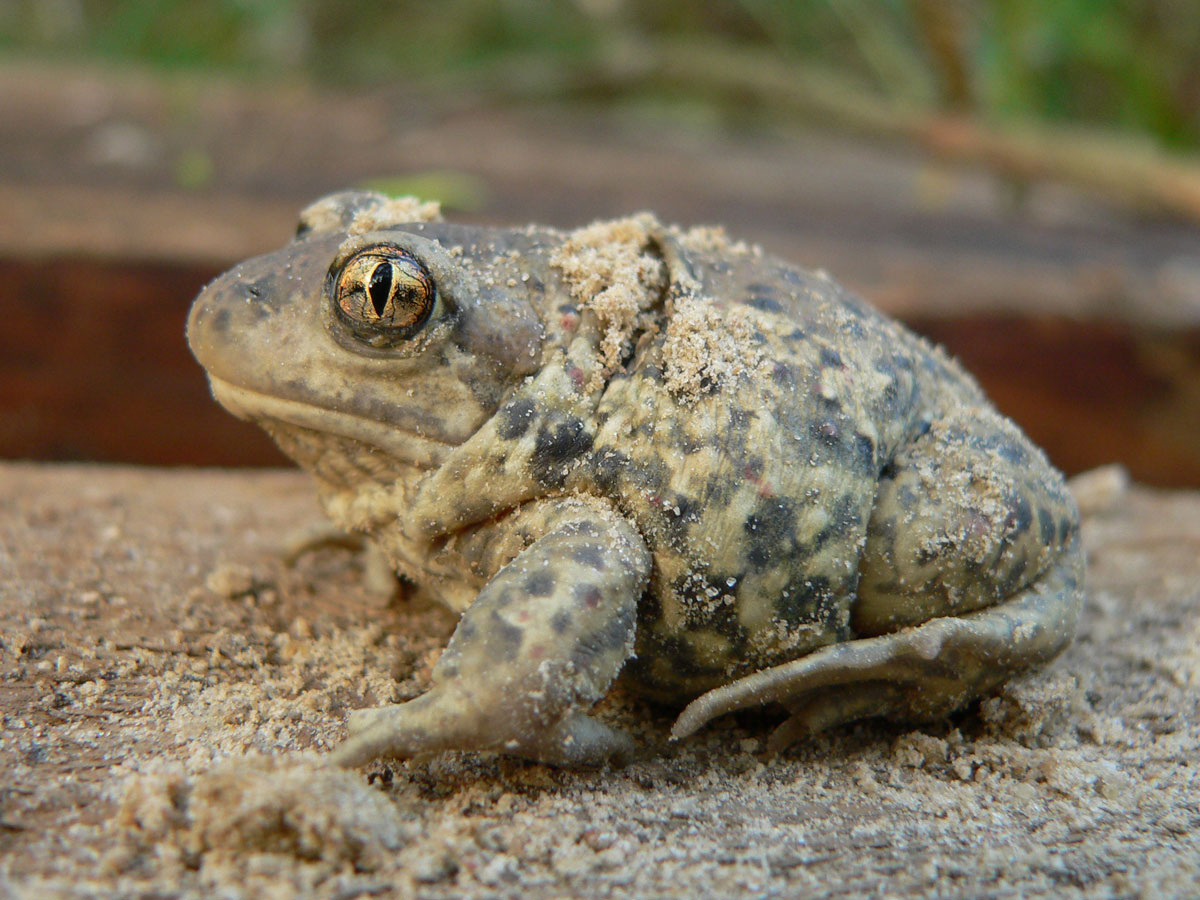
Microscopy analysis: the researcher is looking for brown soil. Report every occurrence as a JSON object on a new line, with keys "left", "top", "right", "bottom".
{"left": 1, "top": 462, "right": 1197, "bottom": 898}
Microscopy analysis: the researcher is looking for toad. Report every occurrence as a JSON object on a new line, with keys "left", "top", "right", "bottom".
{"left": 187, "top": 191, "right": 1083, "bottom": 766}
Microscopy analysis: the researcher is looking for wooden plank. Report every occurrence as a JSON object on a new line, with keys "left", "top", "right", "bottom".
{"left": 1, "top": 463, "right": 1196, "bottom": 897}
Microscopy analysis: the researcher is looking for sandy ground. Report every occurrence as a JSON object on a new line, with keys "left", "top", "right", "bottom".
{"left": 1, "top": 462, "right": 1197, "bottom": 899}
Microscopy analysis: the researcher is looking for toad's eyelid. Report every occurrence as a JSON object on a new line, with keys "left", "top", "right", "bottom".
{"left": 330, "top": 235, "right": 423, "bottom": 270}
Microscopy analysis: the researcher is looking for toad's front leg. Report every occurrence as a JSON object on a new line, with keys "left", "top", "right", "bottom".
{"left": 329, "top": 498, "right": 651, "bottom": 768}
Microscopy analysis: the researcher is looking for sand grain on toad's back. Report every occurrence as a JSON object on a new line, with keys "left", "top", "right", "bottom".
{"left": 549, "top": 212, "right": 667, "bottom": 378}
{"left": 349, "top": 195, "right": 443, "bottom": 233}
{"left": 662, "top": 222, "right": 770, "bottom": 400}
{"left": 550, "top": 215, "right": 767, "bottom": 401}
{"left": 660, "top": 292, "right": 766, "bottom": 401}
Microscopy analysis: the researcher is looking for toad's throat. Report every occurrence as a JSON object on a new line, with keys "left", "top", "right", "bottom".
{"left": 206, "top": 376, "right": 453, "bottom": 473}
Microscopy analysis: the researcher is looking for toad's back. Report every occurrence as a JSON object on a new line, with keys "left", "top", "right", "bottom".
{"left": 567, "top": 240, "right": 1014, "bottom": 697}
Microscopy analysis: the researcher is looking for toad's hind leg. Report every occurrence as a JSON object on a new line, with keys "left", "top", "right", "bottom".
{"left": 672, "top": 407, "right": 1085, "bottom": 747}
{"left": 329, "top": 498, "right": 651, "bottom": 768}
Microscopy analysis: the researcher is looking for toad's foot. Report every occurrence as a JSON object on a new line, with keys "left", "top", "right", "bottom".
{"left": 670, "top": 543, "right": 1083, "bottom": 748}
{"left": 330, "top": 699, "right": 634, "bottom": 767}
{"left": 330, "top": 497, "right": 650, "bottom": 767}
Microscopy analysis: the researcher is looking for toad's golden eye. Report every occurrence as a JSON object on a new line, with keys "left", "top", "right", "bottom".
{"left": 334, "top": 248, "right": 434, "bottom": 331}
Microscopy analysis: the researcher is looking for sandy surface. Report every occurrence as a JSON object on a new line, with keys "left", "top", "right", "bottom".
{"left": 1, "top": 462, "right": 1197, "bottom": 899}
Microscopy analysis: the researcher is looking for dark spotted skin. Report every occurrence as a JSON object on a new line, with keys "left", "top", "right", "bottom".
{"left": 187, "top": 191, "right": 1084, "bottom": 766}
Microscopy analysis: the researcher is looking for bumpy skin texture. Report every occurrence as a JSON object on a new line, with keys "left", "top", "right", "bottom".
{"left": 187, "top": 192, "right": 1084, "bottom": 766}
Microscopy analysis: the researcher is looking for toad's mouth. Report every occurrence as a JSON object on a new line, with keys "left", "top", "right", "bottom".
{"left": 206, "top": 376, "right": 453, "bottom": 473}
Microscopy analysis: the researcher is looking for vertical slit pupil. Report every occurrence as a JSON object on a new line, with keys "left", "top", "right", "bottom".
{"left": 368, "top": 263, "right": 393, "bottom": 317}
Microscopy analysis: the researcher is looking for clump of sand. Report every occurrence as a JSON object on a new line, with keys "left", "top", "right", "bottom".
{"left": 348, "top": 195, "right": 443, "bottom": 232}
{"left": 297, "top": 192, "right": 443, "bottom": 236}
{"left": 673, "top": 222, "right": 757, "bottom": 258}
{"left": 661, "top": 293, "right": 764, "bottom": 402}
{"left": 550, "top": 213, "right": 667, "bottom": 376}
{"left": 551, "top": 214, "right": 766, "bottom": 401}
{"left": 660, "top": 220, "right": 768, "bottom": 401}
{"left": 108, "top": 754, "right": 411, "bottom": 883}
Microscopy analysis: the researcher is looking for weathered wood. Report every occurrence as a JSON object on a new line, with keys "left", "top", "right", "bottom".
{"left": 0, "top": 256, "right": 286, "bottom": 467}
{"left": 1, "top": 463, "right": 1196, "bottom": 898}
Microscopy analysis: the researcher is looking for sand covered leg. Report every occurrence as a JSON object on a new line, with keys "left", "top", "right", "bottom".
{"left": 330, "top": 499, "right": 651, "bottom": 767}
{"left": 673, "top": 407, "right": 1085, "bottom": 746}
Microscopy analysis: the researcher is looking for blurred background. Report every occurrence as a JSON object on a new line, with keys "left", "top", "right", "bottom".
{"left": 2, "top": 0, "right": 1198, "bottom": 484}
